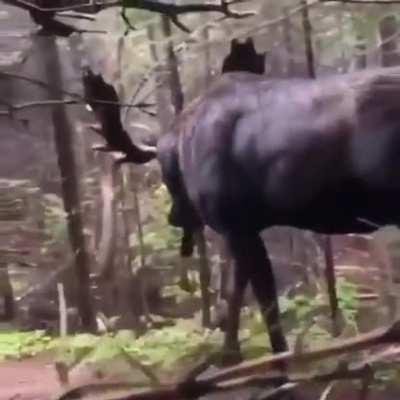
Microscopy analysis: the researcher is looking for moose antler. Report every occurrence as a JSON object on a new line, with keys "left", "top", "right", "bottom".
{"left": 82, "top": 68, "right": 157, "bottom": 165}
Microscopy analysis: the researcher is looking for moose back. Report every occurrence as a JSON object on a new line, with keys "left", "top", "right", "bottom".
{"left": 159, "top": 68, "right": 400, "bottom": 237}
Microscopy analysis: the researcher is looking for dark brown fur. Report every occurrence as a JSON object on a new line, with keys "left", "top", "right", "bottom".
{"left": 83, "top": 65, "right": 400, "bottom": 371}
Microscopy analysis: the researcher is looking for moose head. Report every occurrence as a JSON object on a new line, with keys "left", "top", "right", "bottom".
{"left": 82, "top": 69, "right": 202, "bottom": 257}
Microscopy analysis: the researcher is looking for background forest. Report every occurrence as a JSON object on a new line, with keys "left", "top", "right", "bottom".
{"left": 2, "top": 1, "right": 400, "bottom": 400}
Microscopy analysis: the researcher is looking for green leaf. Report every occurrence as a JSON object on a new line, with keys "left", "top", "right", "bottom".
{"left": 0, "top": 330, "right": 53, "bottom": 360}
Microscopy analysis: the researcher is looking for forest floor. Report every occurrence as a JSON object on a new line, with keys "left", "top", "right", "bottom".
{"left": 0, "top": 353, "right": 60, "bottom": 400}
{"left": 1, "top": 352, "right": 400, "bottom": 400}
{"left": 0, "top": 352, "right": 119, "bottom": 400}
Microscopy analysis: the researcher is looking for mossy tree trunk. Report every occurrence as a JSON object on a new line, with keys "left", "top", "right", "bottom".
{"left": 39, "top": 35, "right": 96, "bottom": 332}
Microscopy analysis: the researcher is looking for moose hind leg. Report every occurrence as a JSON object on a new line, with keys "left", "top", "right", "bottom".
{"left": 228, "top": 234, "right": 288, "bottom": 355}
{"left": 220, "top": 248, "right": 249, "bottom": 365}
{"left": 229, "top": 234, "right": 294, "bottom": 399}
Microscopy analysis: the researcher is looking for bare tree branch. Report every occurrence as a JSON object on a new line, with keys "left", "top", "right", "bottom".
{"left": 55, "top": 12, "right": 96, "bottom": 21}
{"left": 240, "top": 0, "right": 320, "bottom": 38}
{"left": 205, "top": 321, "right": 400, "bottom": 385}
{"left": 0, "top": 71, "right": 78, "bottom": 98}
{"left": 0, "top": 72, "right": 155, "bottom": 118}
{"left": 0, "top": 99, "right": 154, "bottom": 117}
{"left": 3, "top": 0, "right": 255, "bottom": 18}
{"left": 4, "top": 0, "right": 255, "bottom": 33}
{"left": 2, "top": 0, "right": 114, "bottom": 13}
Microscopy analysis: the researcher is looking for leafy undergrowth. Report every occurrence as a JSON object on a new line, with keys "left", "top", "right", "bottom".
{"left": 0, "top": 330, "right": 53, "bottom": 360}
{"left": 53, "top": 319, "right": 224, "bottom": 380}
{"left": 240, "top": 277, "right": 361, "bottom": 360}
{"left": 0, "top": 278, "right": 362, "bottom": 379}
{"left": 0, "top": 320, "right": 224, "bottom": 380}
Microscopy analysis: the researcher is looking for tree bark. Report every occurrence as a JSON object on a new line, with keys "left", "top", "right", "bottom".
{"left": 161, "top": 16, "right": 184, "bottom": 114}
{"left": 378, "top": 14, "right": 400, "bottom": 321}
{"left": 353, "top": 35, "right": 367, "bottom": 71}
{"left": 0, "top": 261, "right": 14, "bottom": 321}
{"left": 147, "top": 23, "right": 174, "bottom": 129}
{"left": 202, "top": 24, "right": 213, "bottom": 88}
{"left": 323, "top": 236, "right": 341, "bottom": 337}
{"left": 301, "top": 0, "right": 341, "bottom": 337}
{"left": 113, "top": 37, "right": 147, "bottom": 329}
{"left": 95, "top": 154, "right": 118, "bottom": 315}
{"left": 131, "top": 175, "right": 151, "bottom": 323}
{"left": 301, "top": 0, "right": 315, "bottom": 79}
{"left": 282, "top": 6, "right": 295, "bottom": 77}
{"left": 39, "top": 35, "right": 96, "bottom": 332}
{"left": 97, "top": 154, "right": 117, "bottom": 282}
{"left": 379, "top": 14, "right": 400, "bottom": 67}
{"left": 116, "top": 170, "right": 144, "bottom": 330}
{"left": 161, "top": 15, "right": 211, "bottom": 327}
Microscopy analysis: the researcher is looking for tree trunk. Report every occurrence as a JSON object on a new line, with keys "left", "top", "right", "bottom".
{"left": 323, "top": 236, "right": 342, "bottom": 337}
{"left": 301, "top": 0, "right": 340, "bottom": 337}
{"left": 116, "top": 169, "right": 144, "bottom": 330}
{"left": 148, "top": 14, "right": 212, "bottom": 327}
{"left": 131, "top": 174, "right": 151, "bottom": 324}
{"left": 161, "top": 16, "right": 184, "bottom": 114}
{"left": 353, "top": 35, "right": 367, "bottom": 71}
{"left": 147, "top": 23, "right": 174, "bottom": 129}
{"left": 379, "top": 14, "right": 400, "bottom": 67}
{"left": 282, "top": 6, "right": 295, "bottom": 77}
{"left": 114, "top": 37, "right": 147, "bottom": 329}
{"left": 97, "top": 154, "right": 117, "bottom": 282}
{"left": 301, "top": 0, "right": 315, "bottom": 79}
{"left": 0, "top": 261, "right": 14, "bottom": 321}
{"left": 202, "top": 24, "right": 213, "bottom": 88}
{"left": 95, "top": 154, "right": 118, "bottom": 315}
{"left": 161, "top": 15, "right": 211, "bottom": 327}
{"left": 39, "top": 35, "right": 96, "bottom": 332}
{"left": 378, "top": 14, "right": 400, "bottom": 321}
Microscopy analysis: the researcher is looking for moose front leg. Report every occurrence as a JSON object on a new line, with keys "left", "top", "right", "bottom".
{"left": 227, "top": 234, "right": 289, "bottom": 359}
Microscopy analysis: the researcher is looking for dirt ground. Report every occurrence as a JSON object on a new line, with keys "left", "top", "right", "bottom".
{"left": 0, "top": 353, "right": 113, "bottom": 400}
{"left": 1, "top": 353, "right": 400, "bottom": 400}
{"left": 0, "top": 354, "right": 60, "bottom": 400}
{"left": 0, "top": 352, "right": 162, "bottom": 400}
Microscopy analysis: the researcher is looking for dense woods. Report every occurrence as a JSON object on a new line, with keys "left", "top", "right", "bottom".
{"left": 3, "top": 1, "right": 400, "bottom": 400}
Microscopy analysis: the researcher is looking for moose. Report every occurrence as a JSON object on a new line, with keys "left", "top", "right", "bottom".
{"left": 83, "top": 60, "right": 400, "bottom": 369}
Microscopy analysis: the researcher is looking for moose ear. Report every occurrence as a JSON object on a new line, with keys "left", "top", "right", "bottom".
{"left": 245, "top": 37, "right": 256, "bottom": 52}
{"left": 230, "top": 38, "right": 239, "bottom": 50}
